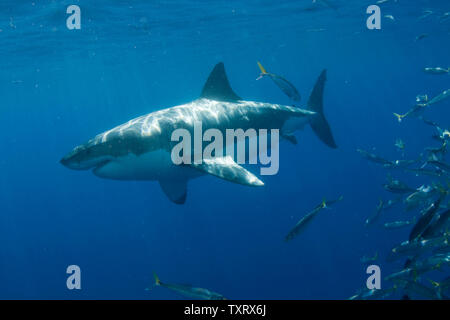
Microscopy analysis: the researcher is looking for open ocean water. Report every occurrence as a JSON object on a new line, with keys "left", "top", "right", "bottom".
{"left": 0, "top": 0, "right": 449, "bottom": 300}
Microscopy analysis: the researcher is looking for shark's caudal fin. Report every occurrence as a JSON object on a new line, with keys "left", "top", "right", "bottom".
{"left": 200, "top": 62, "right": 242, "bottom": 102}
{"left": 307, "top": 69, "right": 337, "bottom": 149}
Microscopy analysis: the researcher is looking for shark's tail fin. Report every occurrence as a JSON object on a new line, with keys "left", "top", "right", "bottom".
{"left": 308, "top": 69, "right": 337, "bottom": 149}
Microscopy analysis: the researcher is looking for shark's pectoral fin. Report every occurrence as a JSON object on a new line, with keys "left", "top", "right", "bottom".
{"left": 190, "top": 156, "right": 264, "bottom": 187}
{"left": 159, "top": 179, "right": 188, "bottom": 205}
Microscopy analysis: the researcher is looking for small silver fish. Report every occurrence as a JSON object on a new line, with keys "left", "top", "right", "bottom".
{"left": 388, "top": 236, "right": 448, "bottom": 261}
{"left": 384, "top": 219, "right": 415, "bottom": 229}
{"left": 257, "top": 61, "right": 301, "bottom": 101}
{"left": 357, "top": 149, "right": 393, "bottom": 166}
{"left": 383, "top": 175, "right": 415, "bottom": 194}
{"left": 418, "top": 10, "right": 433, "bottom": 21}
{"left": 424, "top": 67, "right": 449, "bottom": 75}
{"left": 428, "top": 89, "right": 450, "bottom": 105}
{"left": 150, "top": 273, "right": 226, "bottom": 300}
{"left": 285, "top": 196, "right": 343, "bottom": 241}
{"left": 365, "top": 199, "right": 384, "bottom": 226}
{"left": 415, "top": 34, "right": 428, "bottom": 41}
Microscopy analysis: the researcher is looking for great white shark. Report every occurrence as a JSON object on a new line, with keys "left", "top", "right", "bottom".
{"left": 61, "top": 63, "right": 336, "bottom": 204}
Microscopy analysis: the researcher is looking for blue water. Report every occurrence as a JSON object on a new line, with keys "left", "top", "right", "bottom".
{"left": 0, "top": 0, "right": 449, "bottom": 299}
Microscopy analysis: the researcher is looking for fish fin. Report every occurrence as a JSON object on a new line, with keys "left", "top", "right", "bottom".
{"left": 429, "top": 279, "right": 440, "bottom": 288}
{"left": 153, "top": 272, "right": 161, "bottom": 286}
{"left": 257, "top": 61, "right": 268, "bottom": 75}
{"left": 200, "top": 62, "right": 242, "bottom": 102}
{"left": 158, "top": 179, "right": 188, "bottom": 205}
{"left": 281, "top": 133, "right": 298, "bottom": 145}
{"left": 256, "top": 61, "right": 269, "bottom": 80}
{"left": 307, "top": 69, "right": 337, "bottom": 148}
{"left": 393, "top": 112, "right": 406, "bottom": 122}
{"left": 190, "top": 156, "right": 264, "bottom": 187}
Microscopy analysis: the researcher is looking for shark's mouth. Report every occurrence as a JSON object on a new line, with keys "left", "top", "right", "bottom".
{"left": 92, "top": 160, "right": 111, "bottom": 174}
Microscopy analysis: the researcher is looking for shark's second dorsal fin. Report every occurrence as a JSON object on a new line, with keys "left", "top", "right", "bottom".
{"left": 200, "top": 62, "right": 242, "bottom": 102}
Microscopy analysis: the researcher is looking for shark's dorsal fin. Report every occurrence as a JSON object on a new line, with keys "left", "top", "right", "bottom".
{"left": 200, "top": 62, "right": 242, "bottom": 102}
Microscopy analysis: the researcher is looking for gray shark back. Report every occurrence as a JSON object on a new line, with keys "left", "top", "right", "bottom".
{"left": 83, "top": 99, "right": 310, "bottom": 160}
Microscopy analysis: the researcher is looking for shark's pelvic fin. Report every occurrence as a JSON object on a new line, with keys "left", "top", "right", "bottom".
{"left": 307, "top": 69, "right": 337, "bottom": 149}
{"left": 190, "top": 156, "right": 264, "bottom": 187}
{"left": 200, "top": 62, "right": 242, "bottom": 102}
{"left": 159, "top": 179, "right": 188, "bottom": 205}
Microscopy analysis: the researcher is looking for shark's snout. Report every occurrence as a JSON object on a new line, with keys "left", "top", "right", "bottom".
{"left": 60, "top": 145, "right": 92, "bottom": 170}
{"left": 59, "top": 156, "right": 69, "bottom": 167}
{"left": 61, "top": 144, "right": 112, "bottom": 171}
{"left": 60, "top": 152, "right": 81, "bottom": 170}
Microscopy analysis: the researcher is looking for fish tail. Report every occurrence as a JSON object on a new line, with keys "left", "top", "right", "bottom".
{"left": 153, "top": 272, "right": 161, "bottom": 286}
{"left": 257, "top": 61, "right": 268, "bottom": 74}
{"left": 429, "top": 279, "right": 443, "bottom": 298}
{"left": 256, "top": 61, "right": 269, "bottom": 80}
{"left": 393, "top": 113, "right": 405, "bottom": 122}
{"left": 429, "top": 279, "right": 440, "bottom": 288}
{"left": 307, "top": 69, "right": 337, "bottom": 148}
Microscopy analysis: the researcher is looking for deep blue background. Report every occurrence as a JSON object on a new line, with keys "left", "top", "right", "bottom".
{"left": 0, "top": 0, "right": 449, "bottom": 299}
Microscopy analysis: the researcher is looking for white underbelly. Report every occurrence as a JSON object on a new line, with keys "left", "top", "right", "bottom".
{"left": 92, "top": 149, "right": 201, "bottom": 181}
{"left": 282, "top": 117, "right": 309, "bottom": 134}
